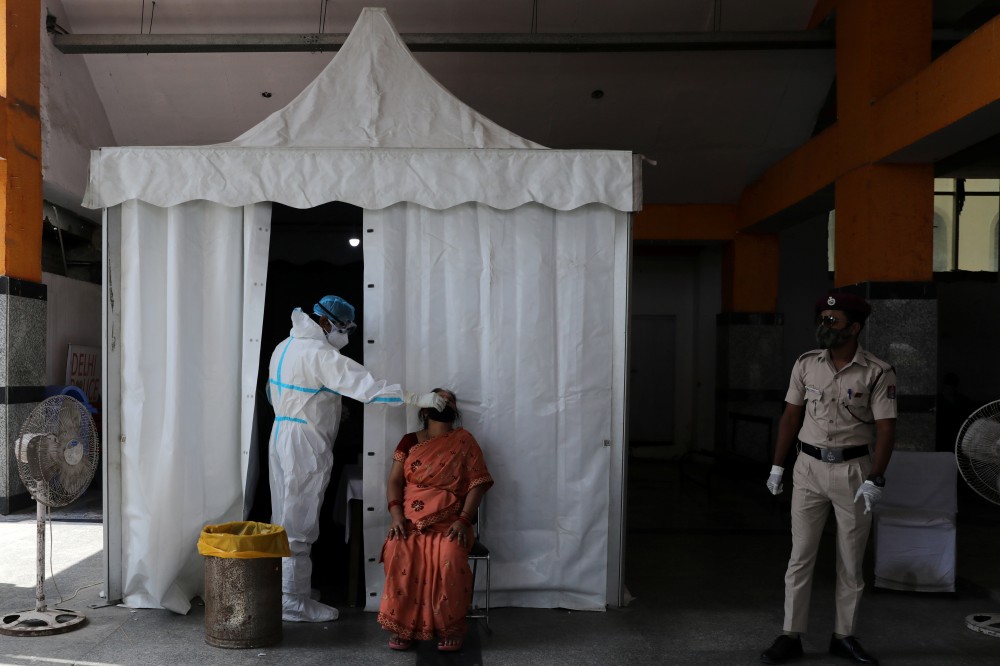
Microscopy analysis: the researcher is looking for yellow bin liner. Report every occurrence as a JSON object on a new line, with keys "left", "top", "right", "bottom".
{"left": 198, "top": 521, "right": 291, "bottom": 559}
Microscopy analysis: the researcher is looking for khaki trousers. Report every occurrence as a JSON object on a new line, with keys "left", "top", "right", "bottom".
{"left": 783, "top": 451, "right": 872, "bottom": 636}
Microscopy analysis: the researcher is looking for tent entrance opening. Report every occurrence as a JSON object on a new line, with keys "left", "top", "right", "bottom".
{"left": 249, "top": 201, "right": 366, "bottom": 609}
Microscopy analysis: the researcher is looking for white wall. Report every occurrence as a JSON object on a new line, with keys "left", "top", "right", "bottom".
{"left": 631, "top": 247, "right": 721, "bottom": 454}
{"left": 41, "top": 0, "right": 117, "bottom": 221}
{"left": 42, "top": 272, "right": 102, "bottom": 391}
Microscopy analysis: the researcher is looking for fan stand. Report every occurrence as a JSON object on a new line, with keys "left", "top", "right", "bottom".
{"left": 966, "top": 613, "right": 1000, "bottom": 638}
{"left": 0, "top": 498, "right": 87, "bottom": 637}
{"left": 953, "top": 399, "right": 1000, "bottom": 639}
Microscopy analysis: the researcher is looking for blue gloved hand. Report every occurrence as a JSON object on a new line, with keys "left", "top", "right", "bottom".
{"left": 853, "top": 480, "right": 883, "bottom": 514}
{"left": 766, "top": 465, "right": 784, "bottom": 495}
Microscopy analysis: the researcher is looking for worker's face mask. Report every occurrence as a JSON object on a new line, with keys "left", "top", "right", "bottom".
{"left": 326, "top": 329, "right": 349, "bottom": 350}
{"left": 815, "top": 323, "right": 852, "bottom": 349}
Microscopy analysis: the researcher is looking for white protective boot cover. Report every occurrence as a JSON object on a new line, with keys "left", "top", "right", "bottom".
{"left": 281, "top": 593, "right": 340, "bottom": 622}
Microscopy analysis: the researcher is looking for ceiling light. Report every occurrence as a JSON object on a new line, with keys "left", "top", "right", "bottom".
{"left": 348, "top": 238, "right": 360, "bottom": 247}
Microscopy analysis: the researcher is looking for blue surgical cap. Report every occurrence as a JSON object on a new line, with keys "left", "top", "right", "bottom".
{"left": 314, "top": 295, "right": 355, "bottom": 325}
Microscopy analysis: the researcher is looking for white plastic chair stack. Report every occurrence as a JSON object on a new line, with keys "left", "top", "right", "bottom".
{"left": 873, "top": 451, "right": 957, "bottom": 593}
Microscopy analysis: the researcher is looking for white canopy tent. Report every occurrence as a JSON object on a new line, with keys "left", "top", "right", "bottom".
{"left": 86, "top": 7, "right": 639, "bottom": 613}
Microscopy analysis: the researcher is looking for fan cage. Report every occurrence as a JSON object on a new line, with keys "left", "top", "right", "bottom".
{"left": 15, "top": 395, "right": 100, "bottom": 508}
{"left": 955, "top": 399, "right": 1000, "bottom": 507}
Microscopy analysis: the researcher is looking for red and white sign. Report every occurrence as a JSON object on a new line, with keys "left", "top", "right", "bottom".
{"left": 66, "top": 345, "right": 101, "bottom": 405}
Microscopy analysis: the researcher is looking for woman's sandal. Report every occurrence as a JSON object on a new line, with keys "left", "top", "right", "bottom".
{"left": 437, "top": 637, "right": 463, "bottom": 652}
{"left": 388, "top": 635, "right": 413, "bottom": 651}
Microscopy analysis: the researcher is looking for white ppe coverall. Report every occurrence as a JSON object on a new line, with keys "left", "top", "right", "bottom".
{"left": 267, "top": 308, "right": 403, "bottom": 621}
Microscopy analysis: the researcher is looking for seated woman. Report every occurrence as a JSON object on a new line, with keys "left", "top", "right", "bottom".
{"left": 377, "top": 388, "right": 493, "bottom": 652}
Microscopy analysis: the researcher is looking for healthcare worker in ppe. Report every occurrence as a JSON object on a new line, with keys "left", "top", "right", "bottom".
{"left": 267, "top": 295, "right": 445, "bottom": 622}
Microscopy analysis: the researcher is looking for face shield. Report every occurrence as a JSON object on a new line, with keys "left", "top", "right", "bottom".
{"left": 329, "top": 317, "right": 357, "bottom": 335}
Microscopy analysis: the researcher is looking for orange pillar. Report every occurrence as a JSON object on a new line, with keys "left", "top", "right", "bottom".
{"left": 833, "top": 0, "right": 933, "bottom": 287}
{"left": 1, "top": 0, "right": 44, "bottom": 516}
{"left": 835, "top": 164, "right": 933, "bottom": 285}
{"left": 1, "top": 0, "right": 43, "bottom": 282}
{"left": 721, "top": 233, "right": 780, "bottom": 313}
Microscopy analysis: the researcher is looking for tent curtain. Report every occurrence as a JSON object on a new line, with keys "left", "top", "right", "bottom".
{"left": 362, "top": 202, "right": 621, "bottom": 611}
{"left": 116, "top": 199, "right": 271, "bottom": 612}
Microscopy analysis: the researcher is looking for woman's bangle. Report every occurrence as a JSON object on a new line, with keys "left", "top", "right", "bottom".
{"left": 456, "top": 514, "right": 473, "bottom": 527}
{"left": 387, "top": 499, "right": 402, "bottom": 511}
{"left": 460, "top": 509, "right": 473, "bottom": 518}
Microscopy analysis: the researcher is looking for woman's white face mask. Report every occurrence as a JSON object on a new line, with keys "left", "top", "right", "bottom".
{"left": 327, "top": 329, "right": 349, "bottom": 350}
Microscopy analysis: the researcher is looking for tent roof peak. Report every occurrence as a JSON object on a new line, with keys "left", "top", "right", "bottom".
{"left": 221, "top": 7, "right": 544, "bottom": 150}
{"left": 84, "top": 8, "right": 639, "bottom": 212}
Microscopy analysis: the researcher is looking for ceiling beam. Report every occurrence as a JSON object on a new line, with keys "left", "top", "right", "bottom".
{"left": 51, "top": 29, "right": 973, "bottom": 55}
{"left": 737, "top": 11, "right": 1000, "bottom": 231}
{"left": 52, "top": 31, "right": 843, "bottom": 54}
{"left": 633, "top": 204, "right": 737, "bottom": 242}
{"left": 50, "top": 29, "right": 971, "bottom": 55}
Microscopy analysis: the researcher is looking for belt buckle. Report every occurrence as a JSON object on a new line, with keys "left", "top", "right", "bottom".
{"left": 823, "top": 448, "right": 843, "bottom": 463}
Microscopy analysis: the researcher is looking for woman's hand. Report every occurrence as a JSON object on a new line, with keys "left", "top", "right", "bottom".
{"left": 387, "top": 516, "right": 411, "bottom": 540}
{"left": 447, "top": 520, "right": 471, "bottom": 547}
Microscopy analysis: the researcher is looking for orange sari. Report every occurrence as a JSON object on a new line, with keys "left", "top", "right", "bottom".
{"left": 377, "top": 427, "right": 493, "bottom": 640}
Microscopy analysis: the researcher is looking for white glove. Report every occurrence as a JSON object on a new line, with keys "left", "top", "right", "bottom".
{"left": 853, "top": 480, "right": 883, "bottom": 514}
{"left": 766, "top": 465, "right": 784, "bottom": 495}
{"left": 404, "top": 391, "right": 446, "bottom": 410}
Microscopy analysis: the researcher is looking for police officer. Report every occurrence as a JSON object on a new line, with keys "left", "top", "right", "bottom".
{"left": 760, "top": 293, "right": 896, "bottom": 665}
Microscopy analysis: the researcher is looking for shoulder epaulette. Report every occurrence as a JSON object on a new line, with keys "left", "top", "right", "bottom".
{"left": 797, "top": 349, "right": 824, "bottom": 362}
{"left": 862, "top": 351, "right": 895, "bottom": 373}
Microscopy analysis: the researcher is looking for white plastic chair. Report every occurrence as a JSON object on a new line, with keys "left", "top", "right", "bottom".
{"left": 872, "top": 451, "right": 957, "bottom": 593}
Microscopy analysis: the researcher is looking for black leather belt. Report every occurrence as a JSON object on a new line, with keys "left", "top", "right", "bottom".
{"left": 798, "top": 442, "right": 870, "bottom": 463}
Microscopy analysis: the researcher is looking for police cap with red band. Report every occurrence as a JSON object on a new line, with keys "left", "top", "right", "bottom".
{"left": 815, "top": 292, "right": 871, "bottom": 324}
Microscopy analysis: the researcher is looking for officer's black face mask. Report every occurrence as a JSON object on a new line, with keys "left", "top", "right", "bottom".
{"left": 815, "top": 323, "right": 853, "bottom": 349}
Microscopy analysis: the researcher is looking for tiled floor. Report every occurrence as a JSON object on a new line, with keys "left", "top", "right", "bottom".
{"left": 2, "top": 457, "right": 1000, "bottom": 664}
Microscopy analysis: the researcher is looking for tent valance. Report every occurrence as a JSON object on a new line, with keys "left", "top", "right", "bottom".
{"left": 84, "top": 146, "right": 640, "bottom": 212}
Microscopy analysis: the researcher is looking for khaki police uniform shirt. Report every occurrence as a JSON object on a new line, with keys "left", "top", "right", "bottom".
{"left": 785, "top": 345, "right": 897, "bottom": 449}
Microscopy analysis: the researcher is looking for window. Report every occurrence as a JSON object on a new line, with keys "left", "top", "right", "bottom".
{"left": 827, "top": 178, "right": 999, "bottom": 273}
{"left": 951, "top": 179, "right": 999, "bottom": 272}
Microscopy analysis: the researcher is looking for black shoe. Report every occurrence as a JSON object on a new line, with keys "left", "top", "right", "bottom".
{"left": 829, "top": 635, "right": 879, "bottom": 664}
{"left": 760, "top": 635, "right": 803, "bottom": 664}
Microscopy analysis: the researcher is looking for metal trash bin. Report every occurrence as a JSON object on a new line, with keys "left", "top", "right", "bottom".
{"left": 197, "top": 521, "right": 290, "bottom": 649}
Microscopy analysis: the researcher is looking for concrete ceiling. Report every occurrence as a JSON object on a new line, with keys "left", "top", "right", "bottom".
{"left": 48, "top": 1, "right": 981, "bottom": 207}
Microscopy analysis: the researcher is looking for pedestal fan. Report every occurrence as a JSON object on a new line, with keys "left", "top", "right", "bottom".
{"left": 955, "top": 400, "right": 1000, "bottom": 637}
{"left": 0, "top": 395, "right": 100, "bottom": 636}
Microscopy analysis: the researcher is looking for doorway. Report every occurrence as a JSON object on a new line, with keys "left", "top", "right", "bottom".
{"left": 248, "top": 201, "right": 365, "bottom": 606}
{"left": 629, "top": 314, "right": 677, "bottom": 453}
